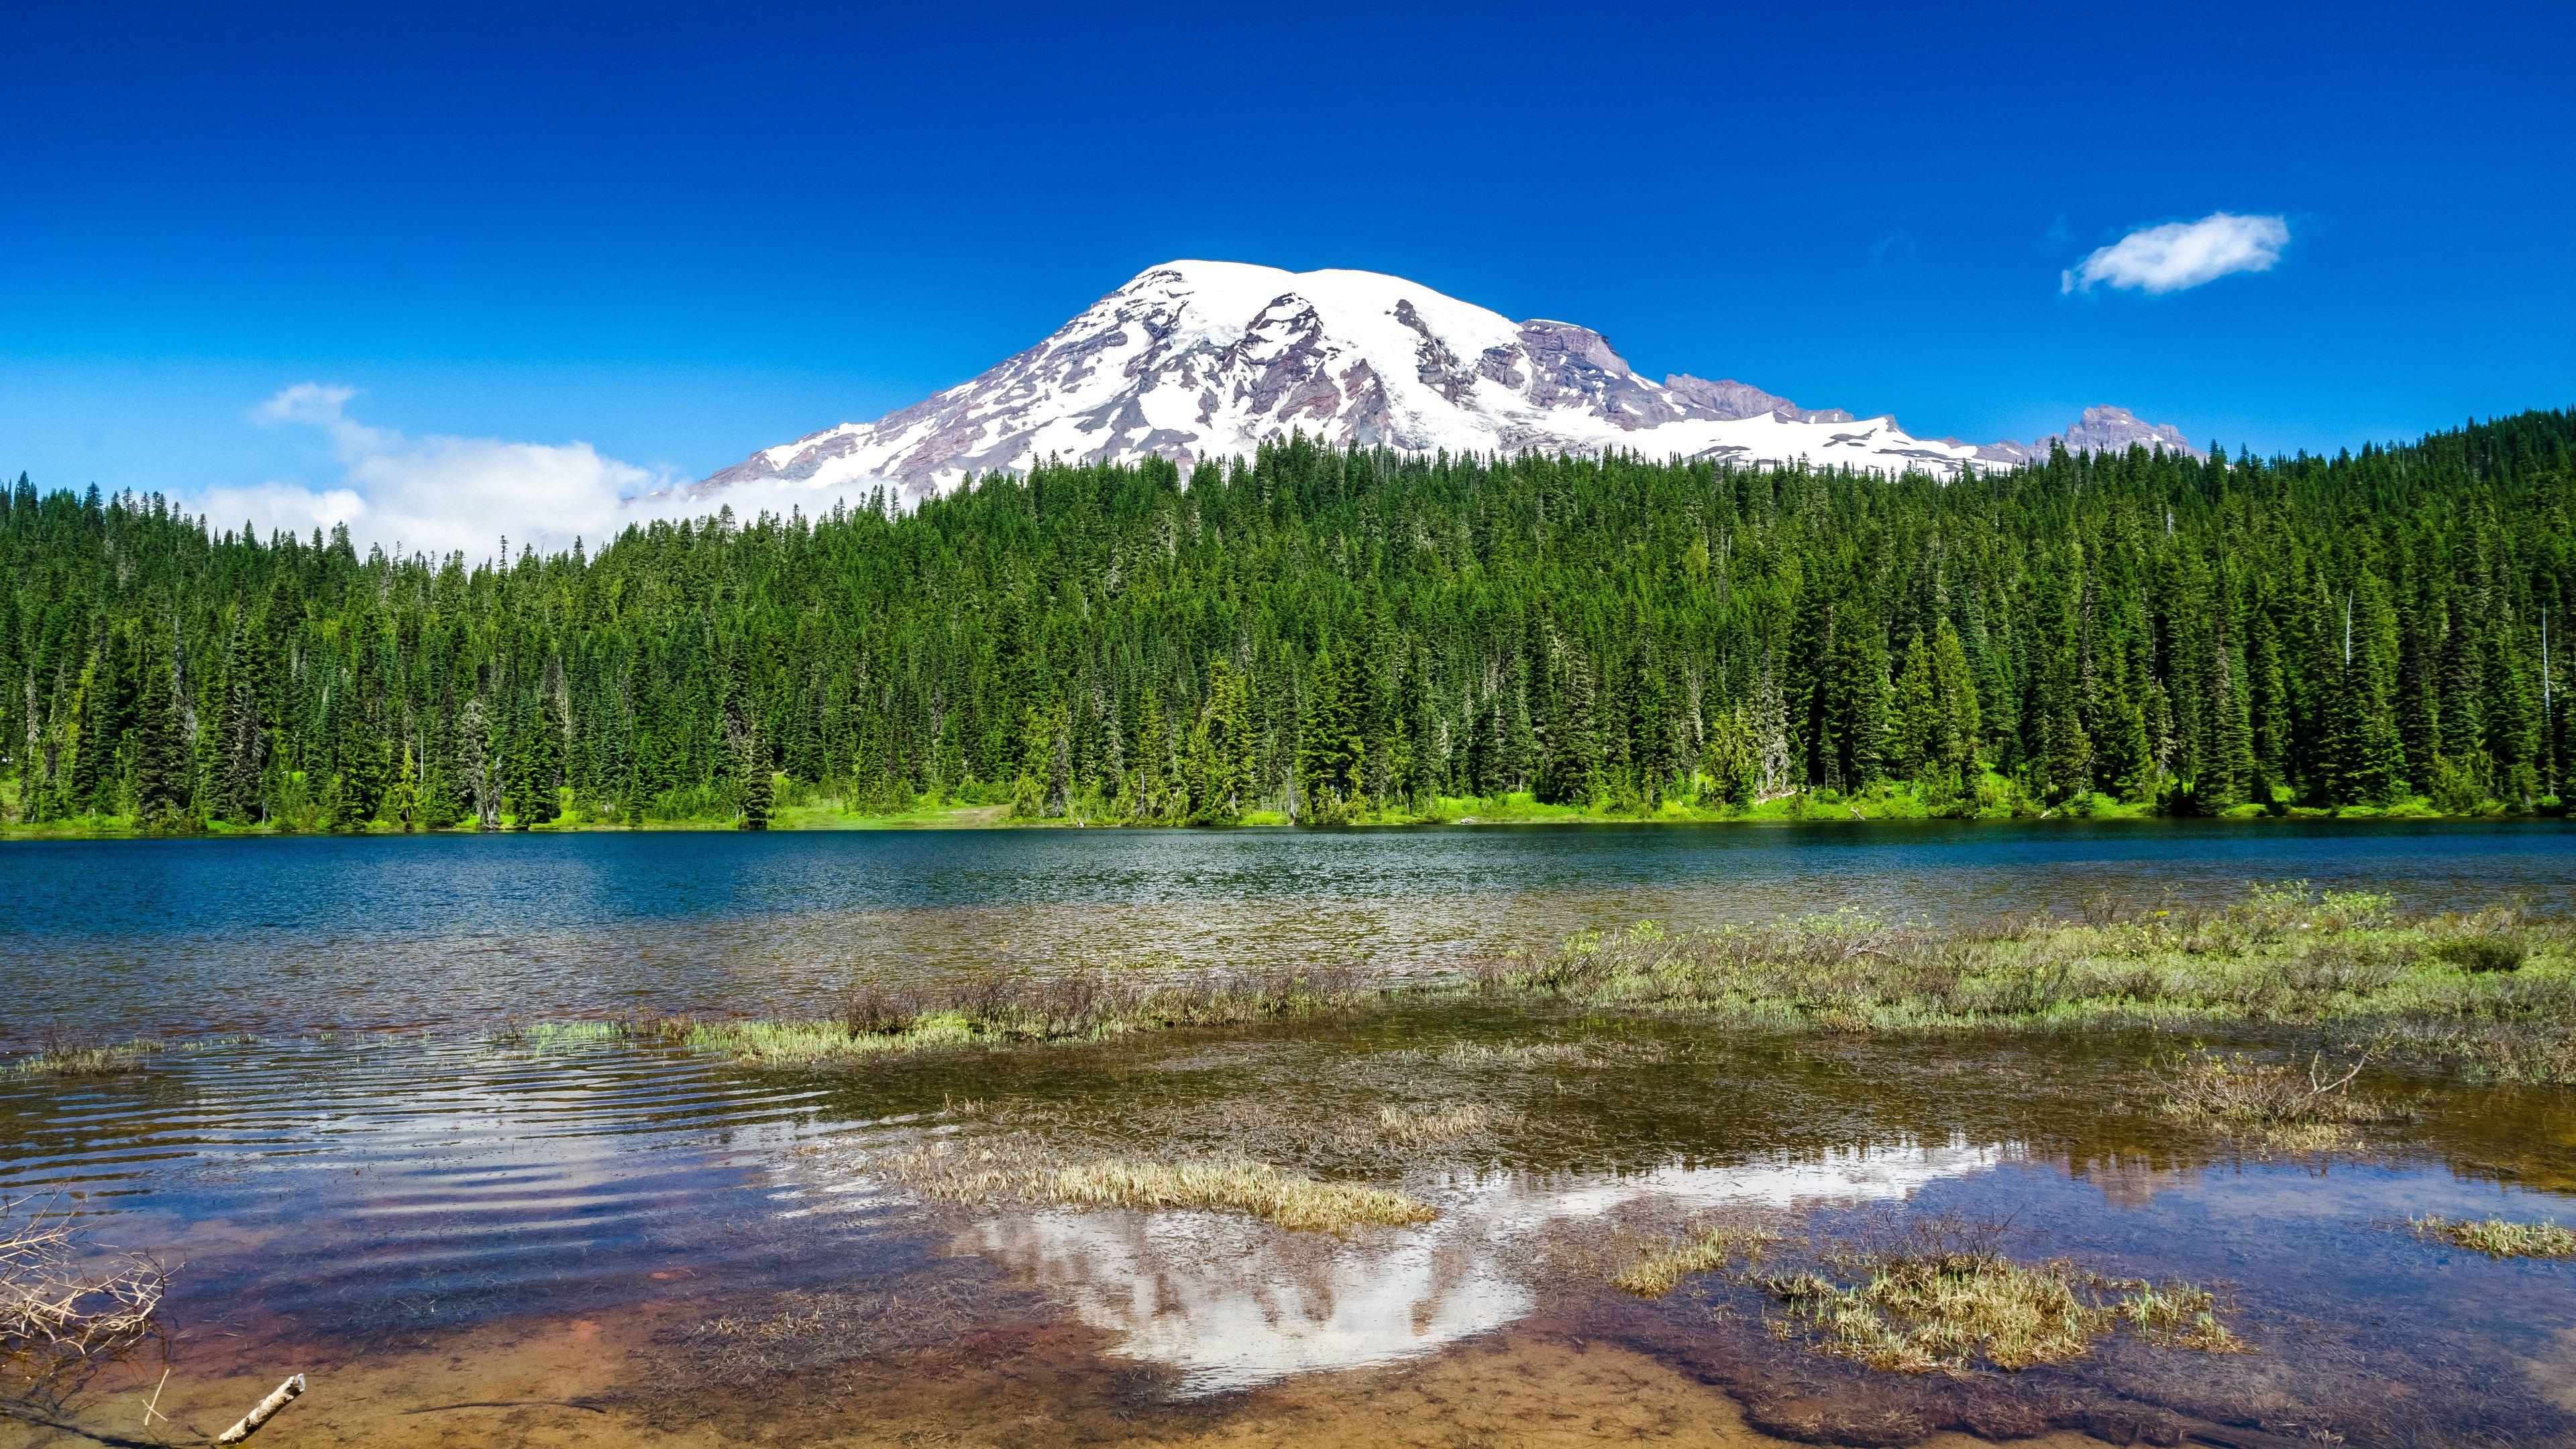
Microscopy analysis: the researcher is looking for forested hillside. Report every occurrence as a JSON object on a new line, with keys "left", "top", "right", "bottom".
{"left": 3, "top": 411, "right": 2571, "bottom": 833}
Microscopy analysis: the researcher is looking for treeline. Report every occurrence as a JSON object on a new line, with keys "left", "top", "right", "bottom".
{"left": 2, "top": 409, "right": 2571, "bottom": 832}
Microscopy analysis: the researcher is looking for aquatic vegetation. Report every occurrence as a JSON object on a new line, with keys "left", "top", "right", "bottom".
{"left": 2153, "top": 1047, "right": 2412, "bottom": 1147}
{"left": 1435, "top": 1039, "right": 1595, "bottom": 1066}
{"left": 1485, "top": 886, "right": 2576, "bottom": 1081}
{"left": 4, "top": 1035, "right": 165, "bottom": 1078}
{"left": 2, "top": 1200, "right": 165, "bottom": 1411}
{"left": 1612, "top": 1225, "right": 1783, "bottom": 1296}
{"left": 2432, "top": 932, "right": 2529, "bottom": 974}
{"left": 1764, "top": 1250, "right": 2242, "bottom": 1375}
{"left": 877, "top": 1136, "right": 1433, "bottom": 1233}
{"left": 1372, "top": 1102, "right": 1517, "bottom": 1146}
{"left": 500, "top": 966, "right": 1385, "bottom": 1068}
{"left": 486, "top": 1019, "right": 627, "bottom": 1050}
{"left": 2411, "top": 1215, "right": 2576, "bottom": 1258}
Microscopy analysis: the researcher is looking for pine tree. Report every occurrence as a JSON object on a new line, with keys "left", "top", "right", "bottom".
{"left": 130, "top": 634, "right": 191, "bottom": 827}
{"left": 1537, "top": 637, "right": 1597, "bottom": 806}
{"left": 737, "top": 726, "right": 772, "bottom": 830}
{"left": 460, "top": 694, "right": 501, "bottom": 830}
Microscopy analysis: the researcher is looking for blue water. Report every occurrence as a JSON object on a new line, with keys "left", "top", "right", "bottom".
{"left": 4, "top": 820, "right": 2572, "bottom": 1046}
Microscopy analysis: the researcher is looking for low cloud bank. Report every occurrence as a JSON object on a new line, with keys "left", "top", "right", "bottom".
{"left": 2061, "top": 212, "right": 2289, "bottom": 295}
{"left": 193, "top": 384, "right": 894, "bottom": 560}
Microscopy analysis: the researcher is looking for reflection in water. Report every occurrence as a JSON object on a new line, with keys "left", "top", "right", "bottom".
{"left": 955, "top": 1138, "right": 2016, "bottom": 1392}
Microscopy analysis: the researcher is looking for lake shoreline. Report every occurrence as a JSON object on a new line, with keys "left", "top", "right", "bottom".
{"left": 4, "top": 792, "right": 2565, "bottom": 841}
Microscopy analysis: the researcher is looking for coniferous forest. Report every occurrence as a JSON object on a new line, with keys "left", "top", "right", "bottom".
{"left": 2, "top": 409, "right": 2571, "bottom": 834}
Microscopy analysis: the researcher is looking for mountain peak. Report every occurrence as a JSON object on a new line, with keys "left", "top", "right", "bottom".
{"left": 700, "top": 264, "right": 2200, "bottom": 500}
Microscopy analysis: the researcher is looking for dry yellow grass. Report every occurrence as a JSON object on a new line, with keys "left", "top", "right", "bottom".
{"left": 2412, "top": 1215, "right": 2576, "bottom": 1258}
{"left": 1373, "top": 1103, "right": 1516, "bottom": 1146}
{"left": 880, "top": 1138, "right": 1433, "bottom": 1233}
{"left": 1764, "top": 1251, "right": 2243, "bottom": 1375}
{"left": 1611, "top": 1226, "right": 1782, "bottom": 1297}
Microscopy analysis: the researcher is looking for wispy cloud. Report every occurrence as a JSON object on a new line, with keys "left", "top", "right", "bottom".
{"left": 199, "top": 386, "right": 892, "bottom": 559}
{"left": 2061, "top": 212, "right": 2290, "bottom": 295}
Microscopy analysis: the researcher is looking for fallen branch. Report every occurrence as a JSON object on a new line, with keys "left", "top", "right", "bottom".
{"left": 214, "top": 1374, "right": 303, "bottom": 1444}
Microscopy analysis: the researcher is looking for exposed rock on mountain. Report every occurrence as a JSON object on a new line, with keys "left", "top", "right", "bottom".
{"left": 701, "top": 262, "right": 2200, "bottom": 501}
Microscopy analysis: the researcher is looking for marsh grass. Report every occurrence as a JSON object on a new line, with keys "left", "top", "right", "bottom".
{"left": 2, "top": 1199, "right": 164, "bottom": 1412}
{"left": 1487, "top": 885, "right": 2576, "bottom": 1083}
{"left": 524, "top": 966, "right": 1383, "bottom": 1067}
{"left": 488, "top": 885, "right": 2576, "bottom": 1086}
{"left": 2154, "top": 1046, "right": 2413, "bottom": 1147}
{"left": 486, "top": 1019, "right": 627, "bottom": 1050}
{"left": 2411, "top": 1215, "right": 2576, "bottom": 1258}
{"left": 4, "top": 1032, "right": 166, "bottom": 1079}
{"left": 1613, "top": 1225, "right": 1783, "bottom": 1296}
{"left": 877, "top": 1136, "right": 1432, "bottom": 1233}
{"left": 1436, "top": 1039, "right": 1594, "bottom": 1066}
{"left": 1764, "top": 1250, "right": 2243, "bottom": 1375}
{"left": 1373, "top": 1103, "right": 1517, "bottom": 1146}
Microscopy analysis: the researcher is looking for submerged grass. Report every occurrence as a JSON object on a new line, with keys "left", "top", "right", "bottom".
{"left": 877, "top": 1136, "right": 1432, "bottom": 1233}
{"left": 2153, "top": 1046, "right": 2414, "bottom": 1148}
{"left": 1372, "top": 1102, "right": 1517, "bottom": 1146}
{"left": 2411, "top": 1215, "right": 2576, "bottom": 1258}
{"left": 3, "top": 1038, "right": 164, "bottom": 1078}
{"left": 1613, "top": 1225, "right": 1783, "bottom": 1296}
{"left": 519, "top": 966, "right": 1384, "bottom": 1067}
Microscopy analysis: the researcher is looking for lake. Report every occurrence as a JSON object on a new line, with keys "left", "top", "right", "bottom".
{"left": 6, "top": 820, "right": 2576, "bottom": 1447}
{"left": 7, "top": 818, "right": 2575, "bottom": 1045}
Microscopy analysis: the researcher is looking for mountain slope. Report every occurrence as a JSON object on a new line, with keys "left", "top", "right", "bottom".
{"left": 702, "top": 262, "right": 2198, "bottom": 500}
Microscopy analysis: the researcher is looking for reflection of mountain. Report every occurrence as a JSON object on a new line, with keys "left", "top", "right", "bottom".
{"left": 968, "top": 1210, "right": 1529, "bottom": 1393}
{"left": 2070, "top": 1152, "right": 2204, "bottom": 1209}
{"left": 959, "top": 1136, "right": 2017, "bottom": 1393}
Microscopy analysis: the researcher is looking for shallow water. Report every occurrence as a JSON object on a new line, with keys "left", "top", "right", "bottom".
{"left": 9, "top": 822, "right": 2576, "bottom": 1446}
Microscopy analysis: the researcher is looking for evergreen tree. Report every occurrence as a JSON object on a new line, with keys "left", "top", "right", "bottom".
{"left": 130, "top": 633, "right": 191, "bottom": 827}
{"left": 737, "top": 727, "right": 772, "bottom": 830}
{"left": 1537, "top": 637, "right": 1597, "bottom": 806}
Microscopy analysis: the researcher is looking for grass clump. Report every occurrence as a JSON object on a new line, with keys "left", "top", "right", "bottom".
{"left": 1613, "top": 1225, "right": 1782, "bottom": 1297}
{"left": 1764, "top": 1249, "right": 2243, "bottom": 1375}
{"left": 879, "top": 1136, "right": 1432, "bottom": 1234}
{"left": 1373, "top": 1103, "right": 1516, "bottom": 1146}
{"left": 2411, "top": 1215, "right": 2576, "bottom": 1258}
{"left": 2153, "top": 1046, "right": 2411, "bottom": 1146}
{"left": 4, "top": 1034, "right": 165, "bottom": 1079}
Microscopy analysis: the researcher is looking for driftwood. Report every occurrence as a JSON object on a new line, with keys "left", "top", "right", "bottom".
{"left": 214, "top": 1373, "right": 303, "bottom": 1444}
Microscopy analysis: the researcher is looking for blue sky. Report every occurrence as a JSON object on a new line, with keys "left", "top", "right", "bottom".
{"left": 3, "top": 0, "right": 2569, "bottom": 523}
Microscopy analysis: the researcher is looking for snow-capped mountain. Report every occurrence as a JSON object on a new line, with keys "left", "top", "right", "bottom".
{"left": 700, "top": 262, "right": 2200, "bottom": 501}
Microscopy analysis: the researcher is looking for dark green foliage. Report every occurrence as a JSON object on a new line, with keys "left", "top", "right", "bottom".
{"left": 0, "top": 412, "right": 2570, "bottom": 830}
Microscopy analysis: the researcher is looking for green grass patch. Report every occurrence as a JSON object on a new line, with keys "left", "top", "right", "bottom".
{"left": 878, "top": 1136, "right": 1432, "bottom": 1233}
{"left": 2412, "top": 1216, "right": 2576, "bottom": 1258}
{"left": 1482, "top": 885, "right": 2576, "bottom": 1082}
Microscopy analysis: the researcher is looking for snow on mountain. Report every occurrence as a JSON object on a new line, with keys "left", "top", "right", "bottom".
{"left": 698, "top": 262, "right": 2198, "bottom": 502}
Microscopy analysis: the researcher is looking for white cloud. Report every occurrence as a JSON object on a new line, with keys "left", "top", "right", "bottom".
{"left": 2061, "top": 212, "right": 2290, "bottom": 295}
{"left": 200, "top": 386, "right": 896, "bottom": 559}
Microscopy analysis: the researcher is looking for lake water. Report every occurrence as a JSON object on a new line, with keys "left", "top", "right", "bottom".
{"left": 7, "top": 818, "right": 2574, "bottom": 1046}
{"left": 7, "top": 820, "right": 2576, "bottom": 1448}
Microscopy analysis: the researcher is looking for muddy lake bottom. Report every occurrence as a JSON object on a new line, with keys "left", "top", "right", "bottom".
{"left": 10, "top": 1004, "right": 2576, "bottom": 1448}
